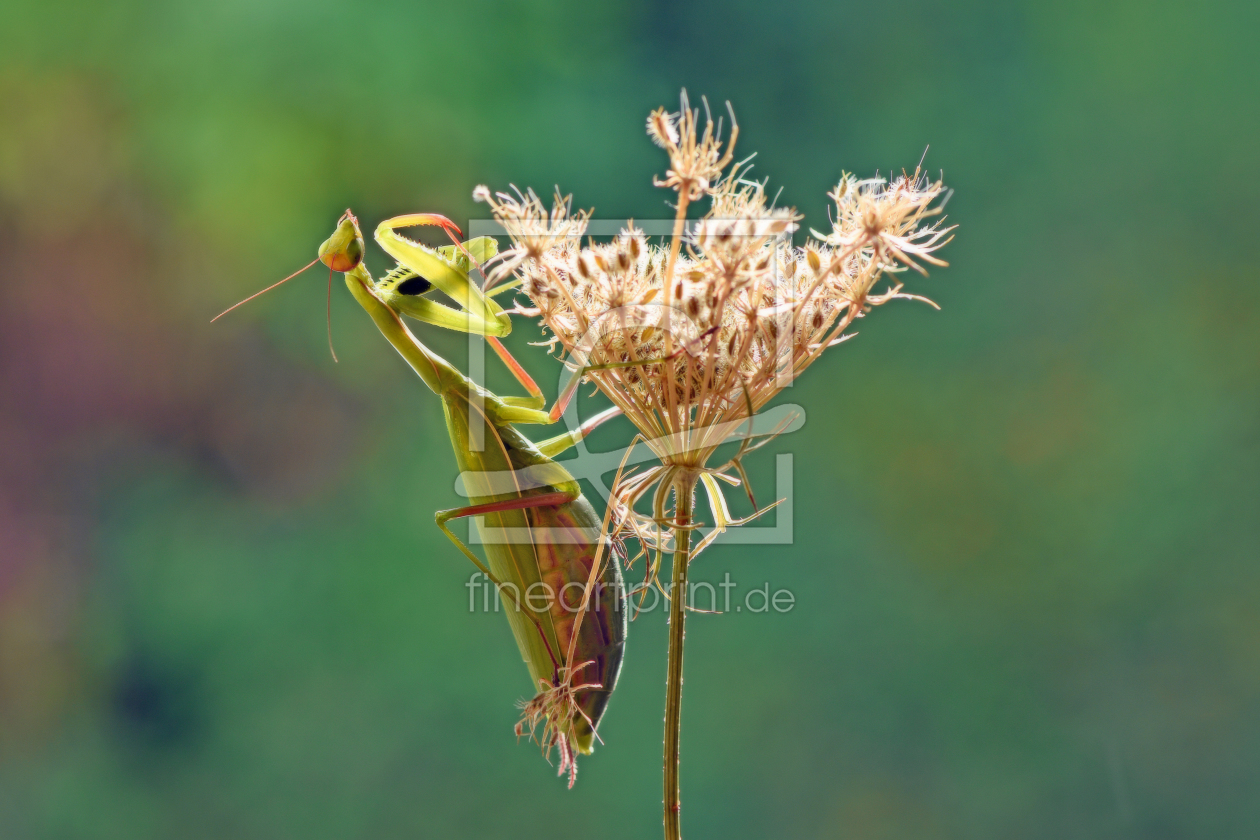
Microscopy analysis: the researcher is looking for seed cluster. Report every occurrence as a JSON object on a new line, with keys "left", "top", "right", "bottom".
{"left": 475, "top": 95, "right": 953, "bottom": 471}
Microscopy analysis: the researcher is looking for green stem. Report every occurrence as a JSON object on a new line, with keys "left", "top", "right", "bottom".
{"left": 663, "top": 474, "right": 696, "bottom": 840}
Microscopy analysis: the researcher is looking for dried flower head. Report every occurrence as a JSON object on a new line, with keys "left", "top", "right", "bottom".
{"left": 647, "top": 91, "right": 738, "bottom": 201}
{"left": 813, "top": 170, "right": 954, "bottom": 275}
{"left": 476, "top": 93, "right": 954, "bottom": 554}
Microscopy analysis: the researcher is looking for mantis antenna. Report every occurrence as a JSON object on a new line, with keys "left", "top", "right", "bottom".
{"left": 211, "top": 257, "right": 340, "bottom": 362}
{"left": 212, "top": 209, "right": 366, "bottom": 362}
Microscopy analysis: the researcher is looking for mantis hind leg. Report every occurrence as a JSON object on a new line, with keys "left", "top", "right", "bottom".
{"left": 434, "top": 490, "right": 578, "bottom": 674}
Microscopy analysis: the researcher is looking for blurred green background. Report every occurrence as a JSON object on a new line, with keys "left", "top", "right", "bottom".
{"left": 2, "top": 0, "right": 1258, "bottom": 837}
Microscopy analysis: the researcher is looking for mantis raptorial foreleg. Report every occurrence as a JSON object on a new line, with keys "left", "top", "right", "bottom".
{"left": 374, "top": 214, "right": 509, "bottom": 335}
{"left": 371, "top": 213, "right": 626, "bottom": 430}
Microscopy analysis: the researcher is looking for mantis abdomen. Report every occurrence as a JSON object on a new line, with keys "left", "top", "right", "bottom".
{"left": 446, "top": 393, "right": 627, "bottom": 757}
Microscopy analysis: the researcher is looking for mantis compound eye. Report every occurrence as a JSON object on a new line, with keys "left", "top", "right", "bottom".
{"left": 318, "top": 216, "right": 365, "bottom": 272}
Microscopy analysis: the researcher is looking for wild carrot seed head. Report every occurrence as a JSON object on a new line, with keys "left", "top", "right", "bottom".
{"left": 475, "top": 93, "right": 953, "bottom": 471}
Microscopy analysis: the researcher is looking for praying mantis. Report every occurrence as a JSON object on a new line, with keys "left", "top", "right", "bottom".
{"left": 217, "top": 210, "right": 627, "bottom": 786}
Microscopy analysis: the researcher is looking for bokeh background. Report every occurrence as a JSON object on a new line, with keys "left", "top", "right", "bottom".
{"left": 2, "top": 0, "right": 1258, "bottom": 837}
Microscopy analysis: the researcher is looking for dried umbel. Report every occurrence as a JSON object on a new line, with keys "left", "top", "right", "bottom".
{"left": 476, "top": 95, "right": 954, "bottom": 525}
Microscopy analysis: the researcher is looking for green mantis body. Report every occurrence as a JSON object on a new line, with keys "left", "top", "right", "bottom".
{"left": 232, "top": 212, "right": 627, "bottom": 784}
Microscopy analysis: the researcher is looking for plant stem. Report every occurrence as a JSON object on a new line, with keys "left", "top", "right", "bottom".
{"left": 663, "top": 192, "right": 690, "bottom": 309}
{"left": 663, "top": 474, "right": 696, "bottom": 840}
{"left": 661, "top": 191, "right": 690, "bottom": 428}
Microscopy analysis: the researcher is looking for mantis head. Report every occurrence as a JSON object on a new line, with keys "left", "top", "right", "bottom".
{"left": 318, "top": 210, "right": 366, "bottom": 273}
